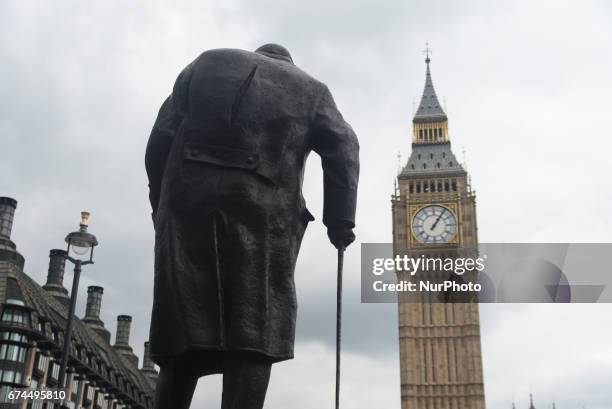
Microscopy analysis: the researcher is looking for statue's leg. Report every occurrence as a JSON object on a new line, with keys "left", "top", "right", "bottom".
{"left": 154, "top": 359, "right": 199, "bottom": 409}
{"left": 221, "top": 352, "right": 272, "bottom": 409}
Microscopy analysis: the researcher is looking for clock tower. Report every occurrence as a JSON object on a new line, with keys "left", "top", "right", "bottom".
{"left": 392, "top": 51, "right": 486, "bottom": 409}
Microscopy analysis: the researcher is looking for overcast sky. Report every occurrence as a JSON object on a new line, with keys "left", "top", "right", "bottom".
{"left": 2, "top": 1, "right": 612, "bottom": 408}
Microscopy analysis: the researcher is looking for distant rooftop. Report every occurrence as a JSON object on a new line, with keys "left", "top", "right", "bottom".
{"left": 399, "top": 142, "right": 464, "bottom": 177}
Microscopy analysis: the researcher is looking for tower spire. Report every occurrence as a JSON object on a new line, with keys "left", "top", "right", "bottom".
{"left": 414, "top": 45, "right": 446, "bottom": 122}
{"left": 412, "top": 43, "right": 449, "bottom": 144}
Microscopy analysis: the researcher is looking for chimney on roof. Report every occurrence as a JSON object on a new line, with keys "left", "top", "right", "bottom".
{"left": 83, "top": 286, "right": 111, "bottom": 343}
{"left": 42, "top": 249, "right": 70, "bottom": 306}
{"left": 85, "top": 286, "right": 104, "bottom": 320}
{"left": 115, "top": 315, "right": 132, "bottom": 346}
{"left": 0, "top": 197, "right": 25, "bottom": 304}
{"left": 141, "top": 341, "right": 158, "bottom": 382}
{"left": 114, "top": 315, "right": 139, "bottom": 367}
{"left": 0, "top": 197, "right": 17, "bottom": 240}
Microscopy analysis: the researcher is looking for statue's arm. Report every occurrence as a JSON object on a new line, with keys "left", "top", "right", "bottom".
{"left": 145, "top": 96, "right": 176, "bottom": 215}
{"left": 145, "top": 61, "right": 197, "bottom": 216}
{"left": 311, "top": 84, "right": 360, "bottom": 230}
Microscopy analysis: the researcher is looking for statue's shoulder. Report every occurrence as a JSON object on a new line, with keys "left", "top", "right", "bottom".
{"left": 193, "top": 48, "right": 259, "bottom": 65}
{"left": 198, "top": 47, "right": 251, "bottom": 57}
{"left": 192, "top": 48, "right": 326, "bottom": 95}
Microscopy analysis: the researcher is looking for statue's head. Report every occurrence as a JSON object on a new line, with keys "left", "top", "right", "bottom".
{"left": 255, "top": 44, "right": 293, "bottom": 64}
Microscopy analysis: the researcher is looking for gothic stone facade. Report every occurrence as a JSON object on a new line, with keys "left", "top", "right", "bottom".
{"left": 392, "top": 56, "right": 486, "bottom": 409}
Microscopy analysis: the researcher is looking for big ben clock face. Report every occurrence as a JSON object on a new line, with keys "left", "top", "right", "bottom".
{"left": 412, "top": 205, "right": 457, "bottom": 244}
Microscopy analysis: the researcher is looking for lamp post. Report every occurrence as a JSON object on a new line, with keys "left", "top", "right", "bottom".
{"left": 57, "top": 211, "right": 98, "bottom": 392}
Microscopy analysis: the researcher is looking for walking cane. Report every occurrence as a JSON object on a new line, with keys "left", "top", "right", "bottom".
{"left": 335, "top": 246, "right": 345, "bottom": 409}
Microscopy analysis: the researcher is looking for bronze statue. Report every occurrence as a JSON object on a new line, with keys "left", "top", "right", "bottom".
{"left": 145, "top": 44, "right": 359, "bottom": 409}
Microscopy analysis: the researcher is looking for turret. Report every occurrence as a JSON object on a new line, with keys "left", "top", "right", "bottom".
{"left": 412, "top": 45, "right": 449, "bottom": 145}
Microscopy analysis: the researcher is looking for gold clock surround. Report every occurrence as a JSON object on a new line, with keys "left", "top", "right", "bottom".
{"left": 408, "top": 203, "right": 461, "bottom": 246}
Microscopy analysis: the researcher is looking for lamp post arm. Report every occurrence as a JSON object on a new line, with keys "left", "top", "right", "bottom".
{"left": 64, "top": 255, "right": 94, "bottom": 266}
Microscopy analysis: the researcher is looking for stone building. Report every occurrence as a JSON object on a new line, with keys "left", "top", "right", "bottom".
{"left": 0, "top": 197, "right": 157, "bottom": 409}
{"left": 392, "top": 53, "right": 486, "bottom": 408}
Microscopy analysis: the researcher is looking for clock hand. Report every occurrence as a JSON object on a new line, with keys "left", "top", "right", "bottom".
{"left": 431, "top": 209, "right": 446, "bottom": 230}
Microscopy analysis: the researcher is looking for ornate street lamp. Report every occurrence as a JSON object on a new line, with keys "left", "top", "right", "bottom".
{"left": 57, "top": 211, "right": 98, "bottom": 392}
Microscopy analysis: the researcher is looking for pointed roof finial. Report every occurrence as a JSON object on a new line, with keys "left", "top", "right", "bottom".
{"left": 413, "top": 42, "right": 447, "bottom": 124}
{"left": 423, "top": 41, "right": 432, "bottom": 64}
{"left": 397, "top": 150, "right": 402, "bottom": 174}
{"left": 530, "top": 393, "right": 536, "bottom": 409}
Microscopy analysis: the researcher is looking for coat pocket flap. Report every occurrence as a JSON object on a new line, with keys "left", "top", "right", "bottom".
{"left": 183, "top": 142, "right": 278, "bottom": 185}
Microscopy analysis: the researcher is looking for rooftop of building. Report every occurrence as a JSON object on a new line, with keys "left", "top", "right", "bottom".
{"left": 399, "top": 142, "right": 465, "bottom": 177}
{"left": 0, "top": 196, "right": 156, "bottom": 408}
{"left": 2, "top": 273, "right": 156, "bottom": 407}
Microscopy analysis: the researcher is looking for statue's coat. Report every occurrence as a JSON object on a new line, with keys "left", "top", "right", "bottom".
{"left": 145, "top": 48, "right": 359, "bottom": 373}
